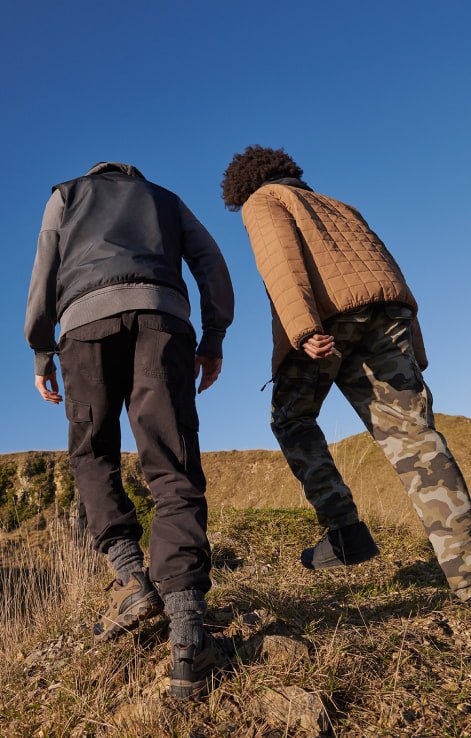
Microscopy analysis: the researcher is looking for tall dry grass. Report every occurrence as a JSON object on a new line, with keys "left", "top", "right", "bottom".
{"left": 0, "top": 509, "right": 470, "bottom": 737}
{"left": 0, "top": 519, "right": 103, "bottom": 658}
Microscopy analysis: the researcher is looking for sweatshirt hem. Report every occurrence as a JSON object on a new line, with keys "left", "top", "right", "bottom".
{"left": 59, "top": 283, "right": 192, "bottom": 337}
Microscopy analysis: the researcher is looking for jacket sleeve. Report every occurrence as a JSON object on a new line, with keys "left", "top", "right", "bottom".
{"left": 179, "top": 199, "right": 234, "bottom": 358}
{"left": 24, "top": 190, "right": 63, "bottom": 375}
{"left": 410, "top": 316, "right": 428, "bottom": 371}
{"left": 242, "top": 190, "right": 322, "bottom": 348}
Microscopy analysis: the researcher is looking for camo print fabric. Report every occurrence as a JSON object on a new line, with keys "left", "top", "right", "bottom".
{"left": 272, "top": 304, "right": 471, "bottom": 601}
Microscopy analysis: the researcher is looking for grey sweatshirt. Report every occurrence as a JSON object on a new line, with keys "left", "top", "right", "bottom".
{"left": 25, "top": 183, "right": 234, "bottom": 375}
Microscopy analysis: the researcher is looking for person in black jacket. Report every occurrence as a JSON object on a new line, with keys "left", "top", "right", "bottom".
{"left": 25, "top": 161, "right": 235, "bottom": 699}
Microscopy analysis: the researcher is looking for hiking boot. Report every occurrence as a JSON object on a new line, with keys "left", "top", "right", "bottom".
{"left": 301, "top": 521, "right": 379, "bottom": 570}
{"left": 169, "top": 631, "right": 234, "bottom": 700}
{"left": 93, "top": 569, "right": 164, "bottom": 642}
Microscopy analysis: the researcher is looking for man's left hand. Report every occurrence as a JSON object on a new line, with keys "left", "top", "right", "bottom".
{"left": 194, "top": 356, "right": 222, "bottom": 394}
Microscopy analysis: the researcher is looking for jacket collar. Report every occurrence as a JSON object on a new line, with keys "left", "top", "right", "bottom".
{"left": 260, "top": 176, "right": 312, "bottom": 191}
{"left": 86, "top": 161, "right": 145, "bottom": 179}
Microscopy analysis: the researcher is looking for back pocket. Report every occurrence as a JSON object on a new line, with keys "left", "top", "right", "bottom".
{"left": 138, "top": 314, "right": 196, "bottom": 380}
{"left": 68, "top": 317, "right": 122, "bottom": 383}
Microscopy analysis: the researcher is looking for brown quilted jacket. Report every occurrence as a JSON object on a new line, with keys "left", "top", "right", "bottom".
{"left": 242, "top": 180, "right": 428, "bottom": 374}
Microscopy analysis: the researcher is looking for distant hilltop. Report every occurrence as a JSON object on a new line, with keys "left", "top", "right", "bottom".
{"left": 1, "top": 414, "right": 469, "bottom": 534}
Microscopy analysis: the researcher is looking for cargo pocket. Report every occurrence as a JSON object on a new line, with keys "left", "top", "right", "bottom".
{"left": 177, "top": 390, "right": 200, "bottom": 471}
{"left": 138, "top": 314, "right": 195, "bottom": 379}
{"left": 271, "top": 358, "right": 321, "bottom": 428}
{"left": 406, "top": 352, "right": 435, "bottom": 427}
{"left": 65, "top": 398, "right": 93, "bottom": 462}
{"left": 68, "top": 317, "right": 122, "bottom": 384}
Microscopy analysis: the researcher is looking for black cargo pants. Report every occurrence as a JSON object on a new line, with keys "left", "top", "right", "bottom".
{"left": 58, "top": 310, "right": 211, "bottom": 595}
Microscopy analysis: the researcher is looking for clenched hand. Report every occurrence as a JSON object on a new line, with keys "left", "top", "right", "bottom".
{"left": 302, "top": 333, "right": 335, "bottom": 360}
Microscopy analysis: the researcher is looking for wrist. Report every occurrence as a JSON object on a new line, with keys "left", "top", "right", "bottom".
{"left": 34, "top": 350, "right": 56, "bottom": 376}
{"left": 197, "top": 330, "right": 224, "bottom": 358}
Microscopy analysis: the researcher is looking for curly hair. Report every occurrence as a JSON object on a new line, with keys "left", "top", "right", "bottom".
{"left": 221, "top": 145, "right": 304, "bottom": 211}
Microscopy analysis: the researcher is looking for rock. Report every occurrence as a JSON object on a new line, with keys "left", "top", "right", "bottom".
{"left": 147, "top": 674, "right": 170, "bottom": 698}
{"left": 260, "top": 635, "right": 309, "bottom": 665}
{"left": 24, "top": 648, "right": 43, "bottom": 667}
{"left": 254, "top": 685, "right": 327, "bottom": 735}
{"left": 142, "top": 655, "right": 171, "bottom": 698}
{"left": 233, "top": 632, "right": 264, "bottom": 662}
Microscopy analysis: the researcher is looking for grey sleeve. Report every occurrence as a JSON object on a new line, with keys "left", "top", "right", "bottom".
{"left": 179, "top": 198, "right": 234, "bottom": 357}
{"left": 24, "top": 190, "right": 63, "bottom": 375}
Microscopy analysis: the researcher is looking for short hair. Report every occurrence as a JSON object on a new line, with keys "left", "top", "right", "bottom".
{"left": 221, "top": 145, "right": 303, "bottom": 211}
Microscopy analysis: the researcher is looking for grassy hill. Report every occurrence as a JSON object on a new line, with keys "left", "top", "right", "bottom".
{"left": 0, "top": 414, "right": 470, "bottom": 736}
{"left": 1, "top": 414, "right": 470, "bottom": 536}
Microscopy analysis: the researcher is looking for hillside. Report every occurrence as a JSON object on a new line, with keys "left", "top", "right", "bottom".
{"left": 0, "top": 415, "right": 470, "bottom": 736}
{"left": 1, "top": 414, "right": 470, "bottom": 535}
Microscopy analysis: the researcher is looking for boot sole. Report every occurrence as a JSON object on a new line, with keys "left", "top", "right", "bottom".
{"left": 170, "top": 677, "right": 209, "bottom": 701}
{"left": 302, "top": 545, "right": 380, "bottom": 570}
{"left": 94, "top": 594, "right": 164, "bottom": 643}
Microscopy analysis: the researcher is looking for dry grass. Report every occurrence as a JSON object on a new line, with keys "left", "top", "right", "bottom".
{"left": 0, "top": 509, "right": 470, "bottom": 737}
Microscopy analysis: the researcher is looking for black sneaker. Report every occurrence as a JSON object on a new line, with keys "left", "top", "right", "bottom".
{"left": 301, "top": 521, "right": 379, "bottom": 570}
{"left": 169, "top": 631, "right": 234, "bottom": 700}
{"left": 93, "top": 569, "right": 164, "bottom": 642}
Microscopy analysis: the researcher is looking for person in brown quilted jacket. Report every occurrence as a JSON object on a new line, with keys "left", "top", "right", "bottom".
{"left": 221, "top": 145, "right": 471, "bottom": 603}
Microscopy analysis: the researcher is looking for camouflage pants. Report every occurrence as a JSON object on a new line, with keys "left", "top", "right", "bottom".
{"left": 271, "top": 304, "right": 471, "bottom": 600}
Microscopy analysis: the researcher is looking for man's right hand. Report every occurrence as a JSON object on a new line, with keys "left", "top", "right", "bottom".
{"left": 35, "top": 372, "right": 63, "bottom": 404}
{"left": 302, "top": 333, "right": 335, "bottom": 360}
{"left": 194, "top": 356, "right": 222, "bottom": 394}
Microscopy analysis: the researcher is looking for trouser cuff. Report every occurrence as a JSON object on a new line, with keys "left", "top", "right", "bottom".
{"left": 319, "top": 511, "right": 360, "bottom": 531}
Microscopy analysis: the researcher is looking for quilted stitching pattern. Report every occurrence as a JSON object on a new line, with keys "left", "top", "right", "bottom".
{"left": 243, "top": 191, "right": 321, "bottom": 348}
{"left": 242, "top": 184, "right": 419, "bottom": 373}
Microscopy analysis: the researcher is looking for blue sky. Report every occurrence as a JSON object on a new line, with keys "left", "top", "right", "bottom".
{"left": 1, "top": 0, "right": 470, "bottom": 453}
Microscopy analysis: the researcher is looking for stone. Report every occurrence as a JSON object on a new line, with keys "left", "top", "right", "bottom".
{"left": 255, "top": 685, "right": 327, "bottom": 735}
{"left": 233, "top": 632, "right": 264, "bottom": 662}
{"left": 260, "top": 634, "right": 309, "bottom": 665}
{"left": 142, "top": 656, "right": 171, "bottom": 698}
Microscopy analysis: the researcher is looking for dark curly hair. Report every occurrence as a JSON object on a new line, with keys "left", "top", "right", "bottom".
{"left": 221, "top": 145, "right": 304, "bottom": 211}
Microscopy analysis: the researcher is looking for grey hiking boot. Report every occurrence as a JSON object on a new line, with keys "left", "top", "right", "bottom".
{"left": 169, "top": 631, "right": 234, "bottom": 700}
{"left": 93, "top": 569, "right": 164, "bottom": 642}
{"left": 301, "top": 521, "right": 379, "bottom": 570}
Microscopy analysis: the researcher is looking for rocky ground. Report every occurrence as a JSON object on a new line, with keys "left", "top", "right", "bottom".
{"left": 1, "top": 509, "right": 470, "bottom": 737}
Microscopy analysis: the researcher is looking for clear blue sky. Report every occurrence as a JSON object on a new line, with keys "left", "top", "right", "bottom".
{"left": 1, "top": 0, "right": 470, "bottom": 453}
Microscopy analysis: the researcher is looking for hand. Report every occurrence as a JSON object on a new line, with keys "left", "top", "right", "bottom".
{"left": 302, "top": 333, "right": 335, "bottom": 360}
{"left": 35, "top": 373, "right": 63, "bottom": 404}
{"left": 194, "top": 356, "right": 222, "bottom": 394}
